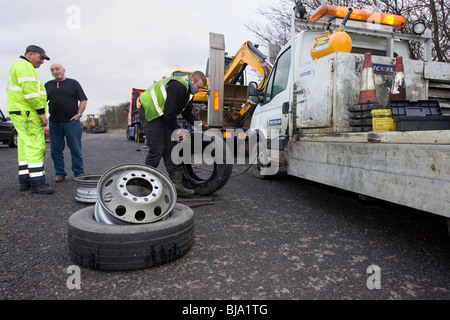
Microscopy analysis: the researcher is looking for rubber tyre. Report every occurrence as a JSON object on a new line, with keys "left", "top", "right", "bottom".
{"left": 182, "top": 162, "right": 233, "bottom": 195}
{"left": 67, "top": 203, "right": 195, "bottom": 271}
{"left": 126, "top": 127, "right": 133, "bottom": 140}
{"left": 251, "top": 140, "right": 270, "bottom": 180}
{"left": 181, "top": 132, "right": 233, "bottom": 195}
{"left": 9, "top": 130, "right": 17, "bottom": 148}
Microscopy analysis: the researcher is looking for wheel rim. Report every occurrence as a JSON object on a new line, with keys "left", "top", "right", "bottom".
{"left": 75, "top": 174, "right": 101, "bottom": 203}
{"left": 96, "top": 164, "right": 177, "bottom": 224}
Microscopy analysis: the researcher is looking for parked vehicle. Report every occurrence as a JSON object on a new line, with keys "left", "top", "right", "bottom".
{"left": 124, "top": 89, "right": 145, "bottom": 143}
{"left": 0, "top": 109, "right": 50, "bottom": 146}
{"left": 82, "top": 114, "right": 108, "bottom": 134}
{"left": 0, "top": 109, "right": 17, "bottom": 148}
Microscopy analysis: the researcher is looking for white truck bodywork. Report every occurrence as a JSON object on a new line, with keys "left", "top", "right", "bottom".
{"left": 250, "top": 17, "right": 450, "bottom": 217}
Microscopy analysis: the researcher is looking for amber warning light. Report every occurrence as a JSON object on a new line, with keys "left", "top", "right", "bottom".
{"left": 223, "top": 131, "right": 232, "bottom": 139}
{"left": 213, "top": 91, "right": 220, "bottom": 111}
{"left": 310, "top": 4, "right": 406, "bottom": 30}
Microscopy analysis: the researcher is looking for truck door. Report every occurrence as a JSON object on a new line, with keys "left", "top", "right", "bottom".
{"left": 251, "top": 47, "right": 291, "bottom": 148}
{"left": 295, "top": 57, "right": 334, "bottom": 129}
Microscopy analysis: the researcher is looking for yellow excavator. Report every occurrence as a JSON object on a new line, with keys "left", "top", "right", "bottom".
{"left": 224, "top": 41, "right": 272, "bottom": 127}
{"left": 171, "top": 41, "right": 272, "bottom": 127}
{"left": 82, "top": 114, "right": 108, "bottom": 133}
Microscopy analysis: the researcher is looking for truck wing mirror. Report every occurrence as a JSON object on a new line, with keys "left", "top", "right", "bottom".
{"left": 247, "top": 81, "right": 260, "bottom": 105}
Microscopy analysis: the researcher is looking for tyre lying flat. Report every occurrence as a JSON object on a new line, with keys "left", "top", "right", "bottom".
{"left": 67, "top": 203, "right": 195, "bottom": 271}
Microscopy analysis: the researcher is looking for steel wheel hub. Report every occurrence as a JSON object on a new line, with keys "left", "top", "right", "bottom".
{"left": 96, "top": 164, "right": 177, "bottom": 224}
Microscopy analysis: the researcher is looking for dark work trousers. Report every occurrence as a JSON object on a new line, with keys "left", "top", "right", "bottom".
{"left": 140, "top": 108, "right": 180, "bottom": 173}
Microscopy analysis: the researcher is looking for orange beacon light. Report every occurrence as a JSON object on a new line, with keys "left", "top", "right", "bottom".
{"left": 310, "top": 8, "right": 353, "bottom": 60}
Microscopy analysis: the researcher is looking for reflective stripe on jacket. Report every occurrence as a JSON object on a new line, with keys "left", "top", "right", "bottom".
{"left": 6, "top": 57, "right": 47, "bottom": 114}
{"left": 139, "top": 75, "right": 192, "bottom": 122}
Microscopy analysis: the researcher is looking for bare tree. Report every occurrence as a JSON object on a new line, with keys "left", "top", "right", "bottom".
{"left": 246, "top": 0, "right": 449, "bottom": 61}
{"left": 420, "top": 0, "right": 449, "bottom": 61}
{"left": 245, "top": 0, "right": 295, "bottom": 49}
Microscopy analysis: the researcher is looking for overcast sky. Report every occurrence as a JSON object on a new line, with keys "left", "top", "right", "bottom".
{"left": 1, "top": 0, "right": 272, "bottom": 117}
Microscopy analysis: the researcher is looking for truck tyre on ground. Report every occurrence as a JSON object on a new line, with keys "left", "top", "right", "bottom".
{"left": 181, "top": 132, "right": 233, "bottom": 195}
{"left": 67, "top": 203, "right": 195, "bottom": 271}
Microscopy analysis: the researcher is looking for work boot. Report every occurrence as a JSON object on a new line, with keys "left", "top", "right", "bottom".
{"left": 31, "top": 184, "right": 54, "bottom": 194}
{"left": 169, "top": 171, "right": 194, "bottom": 197}
{"left": 19, "top": 183, "right": 30, "bottom": 192}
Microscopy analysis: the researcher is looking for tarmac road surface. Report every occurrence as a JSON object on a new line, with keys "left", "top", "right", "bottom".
{"left": 0, "top": 132, "right": 449, "bottom": 303}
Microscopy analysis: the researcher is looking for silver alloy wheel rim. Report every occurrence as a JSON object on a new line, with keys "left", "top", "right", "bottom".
{"left": 75, "top": 174, "right": 101, "bottom": 203}
{"left": 96, "top": 164, "right": 177, "bottom": 224}
{"left": 94, "top": 201, "right": 129, "bottom": 225}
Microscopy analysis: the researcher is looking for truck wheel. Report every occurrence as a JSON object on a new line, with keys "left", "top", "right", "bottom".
{"left": 8, "top": 130, "right": 17, "bottom": 148}
{"left": 251, "top": 141, "right": 270, "bottom": 179}
{"left": 126, "top": 127, "right": 134, "bottom": 141}
{"left": 67, "top": 203, "right": 195, "bottom": 271}
{"left": 181, "top": 132, "right": 233, "bottom": 195}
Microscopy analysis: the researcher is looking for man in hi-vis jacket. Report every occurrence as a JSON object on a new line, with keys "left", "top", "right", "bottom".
{"left": 139, "top": 71, "right": 207, "bottom": 196}
{"left": 6, "top": 45, "right": 54, "bottom": 194}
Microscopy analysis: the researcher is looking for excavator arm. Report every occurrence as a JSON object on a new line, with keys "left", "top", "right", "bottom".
{"left": 223, "top": 41, "right": 272, "bottom": 127}
{"left": 224, "top": 41, "right": 271, "bottom": 91}
{"left": 169, "top": 40, "right": 272, "bottom": 128}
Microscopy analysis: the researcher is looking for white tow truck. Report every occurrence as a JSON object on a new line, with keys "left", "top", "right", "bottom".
{"left": 247, "top": 3, "right": 450, "bottom": 220}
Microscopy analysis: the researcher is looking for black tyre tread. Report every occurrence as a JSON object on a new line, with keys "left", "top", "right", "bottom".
{"left": 182, "top": 163, "right": 233, "bottom": 195}
{"left": 67, "top": 203, "right": 194, "bottom": 271}
{"left": 251, "top": 141, "right": 270, "bottom": 180}
{"left": 126, "top": 129, "right": 132, "bottom": 141}
{"left": 9, "top": 131, "right": 17, "bottom": 148}
{"left": 181, "top": 132, "right": 233, "bottom": 195}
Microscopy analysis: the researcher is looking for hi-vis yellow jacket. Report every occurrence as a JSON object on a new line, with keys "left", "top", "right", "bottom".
{"left": 6, "top": 57, "right": 47, "bottom": 114}
{"left": 139, "top": 75, "right": 192, "bottom": 122}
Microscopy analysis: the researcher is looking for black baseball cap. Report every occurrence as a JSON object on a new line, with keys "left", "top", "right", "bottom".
{"left": 26, "top": 45, "right": 50, "bottom": 60}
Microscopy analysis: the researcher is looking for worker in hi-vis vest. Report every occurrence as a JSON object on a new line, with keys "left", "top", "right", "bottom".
{"left": 6, "top": 45, "right": 53, "bottom": 194}
{"left": 139, "top": 71, "right": 207, "bottom": 196}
